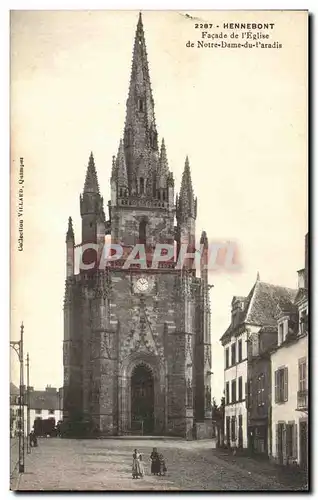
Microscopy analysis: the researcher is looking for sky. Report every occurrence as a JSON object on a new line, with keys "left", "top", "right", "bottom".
{"left": 10, "top": 10, "right": 307, "bottom": 402}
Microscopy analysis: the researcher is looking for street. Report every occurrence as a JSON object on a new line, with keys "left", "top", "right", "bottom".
{"left": 12, "top": 438, "right": 307, "bottom": 491}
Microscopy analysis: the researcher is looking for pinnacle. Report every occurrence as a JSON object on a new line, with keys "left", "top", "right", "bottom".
{"left": 159, "top": 138, "right": 169, "bottom": 173}
{"left": 83, "top": 151, "right": 100, "bottom": 194}
{"left": 178, "top": 156, "right": 196, "bottom": 219}
{"left": 116, "top": 139, "right": 128, "bottom": 186}
{"left": 66, "top": 216, "right": 74, "bottom": 242}
{"left": 200, "top": 230, "right": 208, "bottom": 246}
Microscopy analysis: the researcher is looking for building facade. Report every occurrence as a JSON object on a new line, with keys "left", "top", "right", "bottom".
{"left": 246, "top": 325, "right": 278, "bottom": 456}
{"left": 221, "top": 278, "right": 298, "bottom": 451}
{"left": 221, "top": 297, "right": 248, "bottom": 449}
{"left": 29, "top": 386, "right": 63, "bottom": 429}
{"left": 270, "top": 235, "right": 308, "bottom": 469}
{"left": 63, "top": 14, "right": 212, "bottom": 438}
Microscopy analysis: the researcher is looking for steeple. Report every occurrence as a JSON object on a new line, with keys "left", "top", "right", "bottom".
{"left": 123, "top": 13, "right": 159, "bottom": 191}
{"left": 83, "top": 152, "right": 100, "bottom": 194}
{"left": 66, "top": 216, "right": 74, "bottom": 242}
{"left": 177, "top": 156, "right": 197, "bottom": 220}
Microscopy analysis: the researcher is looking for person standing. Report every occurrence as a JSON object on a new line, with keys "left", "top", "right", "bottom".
{"left": 150, "top": 448, "right": 160, "bottom": 475}
{"left": 132, "top": 449, "right": 143, "bottom": 479}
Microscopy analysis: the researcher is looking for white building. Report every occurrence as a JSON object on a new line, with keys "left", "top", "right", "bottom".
{"left": 29, "top": 386, "right": 63, "bottom": 431}
{"left": 10, "top": 383, "right": 27, "bottom": 437}
{"left": 221, "top": 296, "right": 249, "bottom": 449}
{"left": 221, "top": 276, "right": 298, "bottom": 451}
{"left": 271, "top": 237, "right": 308, "bottom": 470}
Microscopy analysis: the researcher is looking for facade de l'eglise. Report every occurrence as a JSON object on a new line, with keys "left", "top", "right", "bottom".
{"left": 63, "top": 13, "right": 213, "bottom": 438}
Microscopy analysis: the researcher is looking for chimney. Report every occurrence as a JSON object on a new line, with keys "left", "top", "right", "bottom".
{"left": 297, "top": 269, "right": 305, "bottom": 289}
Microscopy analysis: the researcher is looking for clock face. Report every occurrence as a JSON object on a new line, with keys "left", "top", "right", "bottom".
{"left": 136, "top": 277, "right": 149, "bottom": 292}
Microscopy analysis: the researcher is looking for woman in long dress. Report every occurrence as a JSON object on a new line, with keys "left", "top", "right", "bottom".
{"left": 132, "top": 449, "right": 144, "bottom": 479}
{"left": 150, "top": 448, "right": 160, "bottom": 475}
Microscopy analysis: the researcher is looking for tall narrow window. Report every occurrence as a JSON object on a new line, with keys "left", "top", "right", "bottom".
{"left": 140, "top": 177, "right": 145, "bottom": 194}
{"left": 225, "top": 348, "right": 229, "bottom": 369}
{"left": 238, "top": 339, "right": 242, "bottom": 362}
{"left": 231, "top": 343, "right": 236, "bottom": 365}
{"left": 231, "top": 379, "right": 236, "bottom": 403}
{"left": 238, "top": 376, "right": 243, "bottom": 401}
{"left": 138, "top": 99, "right": 144, "bottom": 112}
{"left": 139, "top": 220, "right": 147, "bottom": 245}
{"left": 226, "top": 382, "right": 230, "bottom": 405}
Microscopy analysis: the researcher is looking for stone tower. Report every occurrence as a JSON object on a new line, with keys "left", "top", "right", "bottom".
{"left": 63, "top": 13, "right": 212, "bottom": 438}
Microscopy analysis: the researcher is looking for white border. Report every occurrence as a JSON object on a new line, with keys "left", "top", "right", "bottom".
{"left": 2, "top": 1, "right": 315, "bottom": 498}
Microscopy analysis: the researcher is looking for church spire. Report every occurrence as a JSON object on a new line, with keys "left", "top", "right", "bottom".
{"left": 123, "top": 12, "right": 159, "bottom": 189}
{"left": 177, "top": 156, "right": 197, "bottom": 220}
{"left": 83, "top": 152, "right": 100, "bottom": 194}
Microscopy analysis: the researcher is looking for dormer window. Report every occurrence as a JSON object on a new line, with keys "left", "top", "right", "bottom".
{"left": 300, "top": 309, "right": 308, "bottom": 334}
{"left": 278, "top": 322, "right": 284, "bottom": 345}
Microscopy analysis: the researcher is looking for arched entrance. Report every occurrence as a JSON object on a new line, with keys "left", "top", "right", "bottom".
{"left": 131, "top": 363, "right": 154, "bottom": 434}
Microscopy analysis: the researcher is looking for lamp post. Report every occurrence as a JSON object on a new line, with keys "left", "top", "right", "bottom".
{"left": 26, "top": 353, "right": 30, "bottom": 454}
{"left": 10, "top": 322, "right": 25, "bottom": 473}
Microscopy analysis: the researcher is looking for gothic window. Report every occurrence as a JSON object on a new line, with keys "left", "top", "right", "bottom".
{"left": 140, "top": 177, "right": 145, "bottom": 194}
{"left": 119, "top": 188, "right": 123, "bottom": 197}
{"left": 139, "top": 219, "right": 147, "bottom": 245}
{"left": 138, "top": 99, "right": 144, "bottom": 112}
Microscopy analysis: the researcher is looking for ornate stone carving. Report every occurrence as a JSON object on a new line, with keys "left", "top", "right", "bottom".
{"left": 186, "top": 379, "right": 193, "bottom": 408}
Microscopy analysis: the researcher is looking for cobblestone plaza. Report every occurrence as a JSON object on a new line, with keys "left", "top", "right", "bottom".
{"left": 11, "top": 438, "right": 307, "bottom": 491}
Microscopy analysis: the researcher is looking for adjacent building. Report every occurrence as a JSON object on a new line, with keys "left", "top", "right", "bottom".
{"left": 220, "top": 296, "right": 249, "bottom": 449}
{"left": 10, "top": 382, "right": 27, "bottom": 437}
{"left": 29, "top": 386, "right": 63, "bottom": 428}
{"left": 270, "top": 235, "right": 308, "bottom": 469}
{"left": 221, "top": 276, "right": 297, "bottom": 451}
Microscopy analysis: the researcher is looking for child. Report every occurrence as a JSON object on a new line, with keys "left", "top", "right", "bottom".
{"left": 159, "top": 453, "right": 167, "bottom": 476}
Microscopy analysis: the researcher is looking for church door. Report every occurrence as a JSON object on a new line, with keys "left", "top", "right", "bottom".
{"left": 131, "top": 364, "right": 154, "bottom": 435}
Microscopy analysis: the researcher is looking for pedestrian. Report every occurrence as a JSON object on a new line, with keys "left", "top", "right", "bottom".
{"left": 150, "top": 447, "right": 160, "bottom": 475}
{"left": 159, "top": 453, "right": 167, "bottom": 476}
{"left": 132, "top": 449, "right": 143, "bottom": 479}
{"left": 29, "top": 429, "right": 38, "bottom": 447}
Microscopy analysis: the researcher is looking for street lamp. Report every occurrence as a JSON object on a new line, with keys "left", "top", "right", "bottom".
{"left": 26, "top": 353, "right": 31, "bottom": 454}
{"left": 10, "top": 322, "right": 25, "bottom": 473}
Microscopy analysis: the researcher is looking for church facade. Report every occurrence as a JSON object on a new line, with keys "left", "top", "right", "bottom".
{"left": 63, "top": 13, "right": 212, "bottom": 438}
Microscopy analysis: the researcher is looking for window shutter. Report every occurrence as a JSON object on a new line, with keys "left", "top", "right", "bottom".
{"left": 275, "top": 370, "right": 278, "bottom": 403}
{"left": 293, "top": 423, "right": 298, "bottom": 461}
{"left": 282, "top": 424, "right": 287, "bottom": 462}
{"left": 284, "top": 367, "right": 288, "bottom": 401}
{"left": 275, "top": 424, "right": 279, "bottom": 458}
